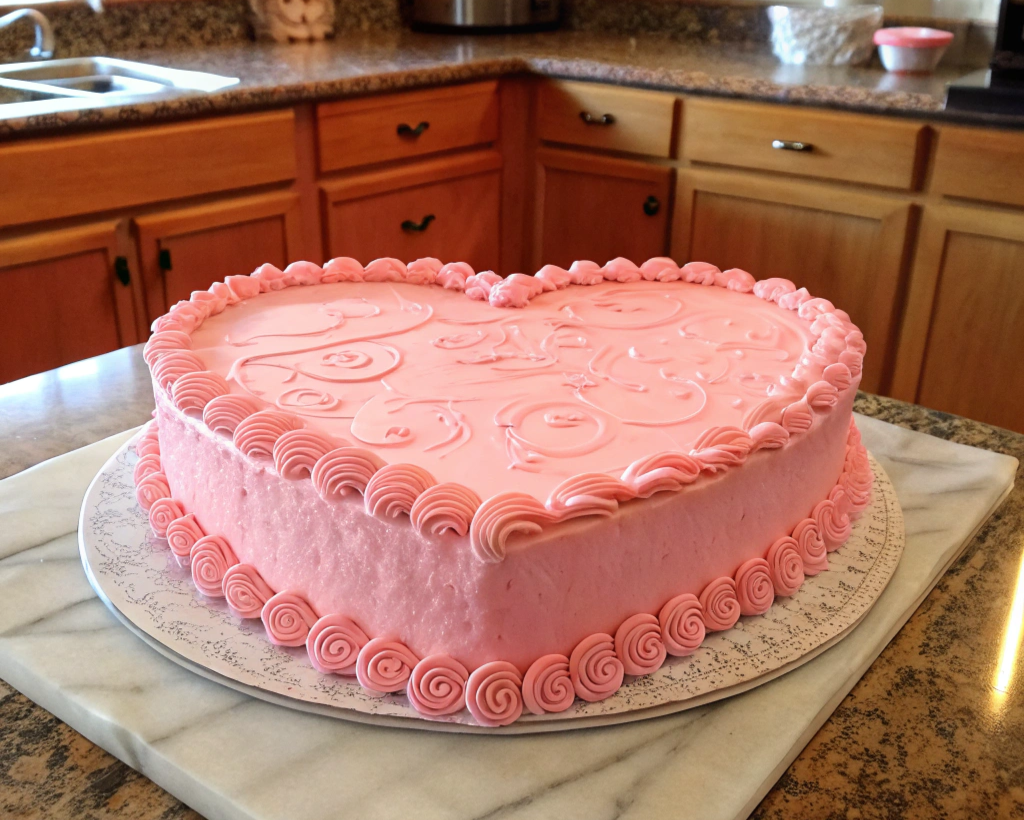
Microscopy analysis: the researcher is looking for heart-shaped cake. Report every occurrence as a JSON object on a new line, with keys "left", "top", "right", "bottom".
{"left": 137, "top": 256, "right": 872, "bottom": 726}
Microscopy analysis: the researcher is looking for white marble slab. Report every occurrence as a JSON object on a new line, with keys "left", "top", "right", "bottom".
{"left": 0, "top": 416, "right": 1016, "bottom": 820}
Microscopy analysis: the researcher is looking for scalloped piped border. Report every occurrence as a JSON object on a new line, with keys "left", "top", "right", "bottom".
{"left": 142, "top": 255, "right": 867, "bottom": 566}
{"left": 132, "top": 417, "right": 874, "bottom": 726}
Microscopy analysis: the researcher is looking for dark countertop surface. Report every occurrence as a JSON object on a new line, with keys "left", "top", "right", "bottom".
{"left": 3, "top": 29, "right": 1019, "bottom": 140}
{"left": 0, "top": 346, "right": 1022, "bottom": 818}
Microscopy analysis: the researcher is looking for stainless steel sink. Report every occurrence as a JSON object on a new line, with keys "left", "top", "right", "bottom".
{"left": 0, "top": 56, "right": 239, "bottom": 114}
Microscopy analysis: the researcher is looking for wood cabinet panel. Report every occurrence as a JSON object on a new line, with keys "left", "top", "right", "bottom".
{"left": 674, "top": 169, "right": 914, "bottom": 394}
{"left": 892, "top": 204, "right": 1024, "bottom": 432}
{"left": 0, "top": 223, "right": 137, "bottom": 384}
{"left": 321, "top": 151, "right": 502, "bottom": 271}
{"left": 681, "top": 97, "right": 926, "bottom": 191}
{"left": 931, "top": 125, "right": 1024, "bottom": 209}
{"left": 317, "top": 82, "right": 499, "bottom": 174}
{"left": 534, "top": 148, "right": 672, "bottom": 270}
{"left": 537, "top": 80, "right": 677, "bottom": 158}
{"left": 0, "top": 110, "right": 297, "bottom": 228}
{"left": 134, "top": 192, "right": 303, "bottom": 325}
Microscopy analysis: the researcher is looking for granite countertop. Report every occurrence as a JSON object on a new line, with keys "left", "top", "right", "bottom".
{"left": 0, "top": 346, "right": 1022, "bottom": 818}
{"left": 2, "top": 28, "right": 1012, "bottom": 140}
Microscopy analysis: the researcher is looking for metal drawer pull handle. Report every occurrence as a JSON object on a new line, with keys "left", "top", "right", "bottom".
{"left": 114, "top": 255, "right": 131, "bottom": 286}
{"left": 401, "top": 214, "right": 436, "bottom": 232}
{"left": 580, "top": 111, "right": 616, "bottom": 126}
{"left": 397, "top": 121, "right": 430, "bottom": 138}
{"left": 772, "top": 139, "right": 813, "bottom": 152}
{"left": 643, "top": 195, "right": 660, "bottom": 216}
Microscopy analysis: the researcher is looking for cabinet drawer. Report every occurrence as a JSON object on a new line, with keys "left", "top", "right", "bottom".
{"left": 681, "top": 98, "right": 926, "bottom": 190}
{"left": 321, "top": 151, "right": 501, "bottom": 271}
{"left": 537, "top": 80, "right": 677, "bottom": 158}
{"left": 0, "top": 110, "right": 297, "bottom": 228}
{"left": 317, "top": 82, "right": 499, "bottom": 174}
{"left": 931, "top": 125, "right": 1024, "bottom": 208}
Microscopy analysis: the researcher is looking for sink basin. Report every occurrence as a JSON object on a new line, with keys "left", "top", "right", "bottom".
{"left": 0, "top": 56, "right": 239, "bottom": 113}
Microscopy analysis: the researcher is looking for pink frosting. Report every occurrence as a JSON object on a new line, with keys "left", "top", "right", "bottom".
{"left": 682, "top": 261, "right": 719, "bottom": 285}
{"left": 261, "top": 591, "right": 318, "bottom": 647}
{"left": 621, "top": 452, "right": 701, "bottom": 497}
{"left": 312, "top": 447, "right": 386, "bottom": 500}
{"left": 356, "top": 637, "right": 419, "bottom": 694}
{"left": 602, "top": 257, "right": 643, "bottom": 283}
{"left": 716, "top": 267, "right": 756, "bottom": 292}
{"left": 135, "top": 434, "right": 160, "bottom": 458}
{"left": 306, "top": 614, "right": 369, "bottom": 675}
{"left": 753, "top": 277, "right": 795, "bottom": 302}
{"left": 766, "top": 536, "right": 805, "bottom": 597}
{"left": 639, "top": 257, "right": 680, "bottom": 281}
{"left": 749, "top": 422, "right": 790, "bottom": 451}
{"left": 793, "top": 518, "right": 828, "bottom": 575}
{"left": 409, "top": 482, "right": 482, "bottom": 537}
{"left": 470, "top": 493, "right": 556, "bottom": 564}
{"left": 569, "top": 633, "right": 624, "bottom": 702}
{"left": 488, "top": 273, "right": 543, "bottom": 308}
{"left": 466, "top": 661, "right": 523, "bottom": 727}
{"left": 322, "top": 257, "right": 364, "bottom": 283}
{"left": 202, "top": 394, "right": 260, "bottom": 436}
{"left": 273, "top": 429, "right": 337, "bottom": 480}
{"left": 190, "top": 535, "right": 238, "bottom": 597}
{"left": 406, "top": 257, "right": 443, "bottom": 286}
{"left": 233, "top": 411, "right": 303, "bottom": 459}
{"left": 171, "top": 371, "right": 230, "bottom": 414}
{"left": 166, "top": 512, "right": 205, "bottom": 561}
{"left": 735, "top": 558, "right": 774, "bottom": 616}
{"left": 148, "top": 497, "right": 183, "bottom": 538}
{"left": 823, "top": 363, "right": 853, "bottom": 391}
{"left": 363, "top": 463, "right": 437, "bottom": 519}
{"left": 658, "top": 593, "right": 705, "bottom": 656}
{"left": 151, "top": 350, "right": 205, "bottom": 391}
{"left": 364, "top": 257, "right": 407, "bottom": 282}
{"left": 435, "top": 262, "right": 473, "bottom": 290}
{"left": 699, "top": 576, "right": 741, "bottom": 632}
{"left": 223, "top": 563, "right": 274, "bottom": 618}
{"left": 522, "top": 654, "right": 575, "bottom": 714}
{"left": 614, "top": 613, "right": 666, "bottom": 676}
{"left": 133, "top": 453, "right": 162, "bottom": 485}
{"left": 135, "top": 472, "right": 170, "bottom": 511}
{"left": 407, "top": 654, "right": 469, "bottom": 717}
{"left": 814, "top": 491, "right": 853, "bottom": 551}
{"left": 143, "top": 330, "right": 192, "bottom": 366}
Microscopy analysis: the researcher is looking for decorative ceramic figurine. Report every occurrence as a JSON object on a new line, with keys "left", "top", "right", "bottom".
{"left": 249, "top": 0, "right": 334, "bottom": 42}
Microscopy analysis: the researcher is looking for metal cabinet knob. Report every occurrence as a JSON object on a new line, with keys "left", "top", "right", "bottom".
{"left": 397, "top": 121, "right": 430, "bottom": 138}
{"left": 580, "top": 111, "right": 616, "bottom": 126}
{"left": 771, "top": 139, "right": 813, "bottom": 152}
{"left": 643, "top": 195, "right": 660, "bottom": 217}
{"left": 401, "top": 214, "right": 436, "bottom": 232}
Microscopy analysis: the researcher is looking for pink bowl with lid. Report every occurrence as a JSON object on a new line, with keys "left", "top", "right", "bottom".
{"left": 874, "top": 27, "right": 954, "bottom": 74}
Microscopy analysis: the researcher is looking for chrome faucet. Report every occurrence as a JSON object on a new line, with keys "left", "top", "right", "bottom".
{"left": 0, "top": 9, "right": 55, "bottom": 60}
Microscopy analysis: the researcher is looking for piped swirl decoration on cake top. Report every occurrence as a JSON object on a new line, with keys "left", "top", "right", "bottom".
{"left": 134, "top": 402, "right": 874, "bottom": 726}
{"left": 142, "top": 256, "right": 866, "bottom": 568}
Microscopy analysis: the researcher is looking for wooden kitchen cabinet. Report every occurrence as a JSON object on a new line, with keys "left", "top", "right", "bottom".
{"left": 133, "top": 192, "right": 304, "bottom": 325}
{"left": 321, "top": 151, "right": 502, "bottom": 271}
{"left": 533, "top": 147, "right": 672, "bottom": 270}
{"left": 892, "top": 203, "right": 1024, "bottom": 433}
{"left": 673, "top": 168, "right": 915, "bottom": 394}
{"left": 0, "top": 222, "right": 139, "bottom": 384}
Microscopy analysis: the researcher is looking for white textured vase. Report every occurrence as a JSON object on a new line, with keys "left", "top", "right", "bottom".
{"left": 249, "top": 0, "right": 335, "bottom": 42}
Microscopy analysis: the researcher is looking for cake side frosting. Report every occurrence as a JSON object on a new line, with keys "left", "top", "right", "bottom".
{"left": 137, "top": 255, "right": 872, "bottom": 726}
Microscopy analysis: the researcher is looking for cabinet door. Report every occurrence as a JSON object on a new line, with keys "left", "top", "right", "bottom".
{"left": 892, "top": 204, "right": 1024, "bottom": 432}
{"left": 134, "top": 191, "right": 303, "bottom": 325}
{"left": 534, "top": 148, "right": 672, "bottom": 270}
{"left": 321, "top": 151, "right": 502, "bottom": 272}
{"left": 0, "top": 222, "right": 138, "bottom": 384}
{"left": 673, "top": 169, "right": 914, "bottom": 394}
